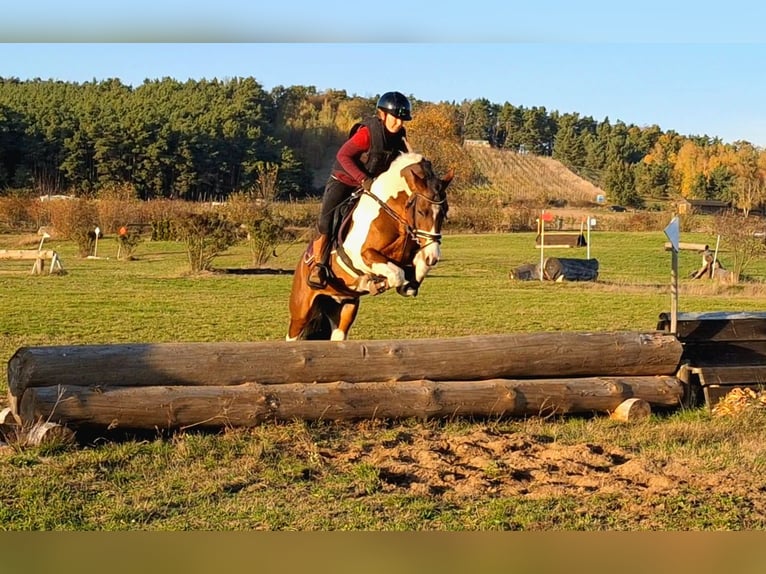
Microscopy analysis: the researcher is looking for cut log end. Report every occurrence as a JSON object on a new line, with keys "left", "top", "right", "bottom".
{"left": 26, "top": 421, "right": 75, "bottom": 447}
{"left": 610, "top": 398, "right": 651, "bottom": 422}
{"left": 0, "top": 407, "right": 21, "bottom": 441}
{"left": 0, "top": 407, "right": 20, "bottom": 427}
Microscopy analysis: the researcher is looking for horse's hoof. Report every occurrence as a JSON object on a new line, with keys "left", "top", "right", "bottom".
{"left": 397, "top": 284, "right": 418, "bottom": 297}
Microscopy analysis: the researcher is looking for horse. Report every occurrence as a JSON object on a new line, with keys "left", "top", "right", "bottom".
{"left": 287, "top": 152, "right": 454, "bottom": 341}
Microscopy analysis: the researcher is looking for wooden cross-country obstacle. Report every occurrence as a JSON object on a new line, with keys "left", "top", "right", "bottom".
{"left": 510, "top": 257, "right": 599, "bottom": 281}
{"left": 0, "top": 249, "right": 64, "bottom": 275}
{"left": 657, "top": 311, "right": 766, "bottom": 409}
{"left": 5, "top": 331, "right": 685, "bottom": 438}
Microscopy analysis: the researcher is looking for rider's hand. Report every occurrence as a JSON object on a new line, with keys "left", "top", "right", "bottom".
{"left": 362, "top": 177, "right": 374, "bottom": 191}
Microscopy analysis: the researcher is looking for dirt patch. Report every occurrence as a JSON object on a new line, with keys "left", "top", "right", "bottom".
{"left": 324, "top": 425, "right": 712, "bottom": 501}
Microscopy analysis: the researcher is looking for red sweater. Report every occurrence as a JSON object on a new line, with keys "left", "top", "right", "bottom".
{"left": 332, "top": 126, "right": 372, "bottom": 186}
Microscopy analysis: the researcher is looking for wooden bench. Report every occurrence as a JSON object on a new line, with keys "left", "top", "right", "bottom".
{"left": 0, "top": 249, "right": 65, "bottom": 275}
{"left": 658, "top": 311, "right": 766, "bottom": 409}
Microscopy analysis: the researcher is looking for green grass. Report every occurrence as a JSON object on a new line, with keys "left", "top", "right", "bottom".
{"left": 2, "top": 230, "right": 766, "bottom": 530}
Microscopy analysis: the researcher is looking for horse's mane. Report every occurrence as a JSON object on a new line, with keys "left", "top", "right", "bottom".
{"left": 372, "top": 152, "right": 424, "bottom": 199}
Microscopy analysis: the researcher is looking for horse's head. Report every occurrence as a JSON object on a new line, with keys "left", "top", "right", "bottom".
{"left": 399, "top": 157, "right": 454, "bottom": 268}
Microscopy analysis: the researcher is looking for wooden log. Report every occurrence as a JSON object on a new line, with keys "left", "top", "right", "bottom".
{"left": 610, "top": 398, "right": 651, "bottom": 422}
{"left": 509, "top": 262, "right": 538, "bottom": 281}
{"left": 8, "top": 332, "right": 684, "bottom": 399}
{"left": 542, "top": 257, "right": 598, "bottom": 281}
{"left": 18, "top": 376, "right": 684, "bottom": 430}
{"left": 663, "top": 241, "right": 710, "bottom": 252}
{"left": 0, "top": 407, "right": 20, "bottom": 427}
{"left": 536, "top": 233, "right": 587, "bottom": 248}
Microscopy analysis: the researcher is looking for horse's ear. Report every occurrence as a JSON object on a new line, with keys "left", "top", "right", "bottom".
{"left": 401, "top": 162, "right": 428, "bottom": 191}
{"left": 443, "top": 168, "right": 455, "bottom": 186}
{"left": 401, "top": 162, "right": 426, "bottom": 180}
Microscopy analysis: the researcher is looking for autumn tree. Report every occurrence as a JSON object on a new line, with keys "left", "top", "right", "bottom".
{"left": 725, "top": 142, "right": 766, "bottom": 216}
{"left": 407, "top": 102, "right": 476, "bottom": 188}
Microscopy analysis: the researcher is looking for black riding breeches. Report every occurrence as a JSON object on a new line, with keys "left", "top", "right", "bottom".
{"left": 318, "top": 178, "right": 357, "bottom": 235}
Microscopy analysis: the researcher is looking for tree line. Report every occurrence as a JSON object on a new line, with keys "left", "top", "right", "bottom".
{"left": 1, "top": 77, "right": 764, "bottom": 211}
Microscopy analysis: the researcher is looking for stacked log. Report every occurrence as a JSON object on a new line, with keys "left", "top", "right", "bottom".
{"left": 6, "top": 331, "right": 685, "bottom": 432}
{"left": 510, "top": 257, "right": 599, "bottom": 281}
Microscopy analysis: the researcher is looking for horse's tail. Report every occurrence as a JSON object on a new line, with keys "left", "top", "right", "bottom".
{"left": 302, "top": 308, "right": 333, "bottom": 340}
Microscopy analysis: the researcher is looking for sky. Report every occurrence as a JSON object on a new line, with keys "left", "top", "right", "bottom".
{"left": 2, "top": 2, "right": 766, "bottom": 147}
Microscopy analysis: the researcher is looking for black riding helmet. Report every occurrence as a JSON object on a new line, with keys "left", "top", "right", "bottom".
{"left": 376, "top": 91, "right": 412, "bottom": 121}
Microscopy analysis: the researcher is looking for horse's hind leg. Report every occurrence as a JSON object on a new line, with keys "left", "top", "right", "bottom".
{"left": 287, "top": 265, "right": 316, "bottom": 341}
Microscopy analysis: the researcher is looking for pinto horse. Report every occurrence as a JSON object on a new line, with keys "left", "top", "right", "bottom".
{"left": 287, "top": 152, "right": 454, "bottom": 341}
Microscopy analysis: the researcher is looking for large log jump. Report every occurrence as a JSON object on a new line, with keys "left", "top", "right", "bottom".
{"left": 5, "top": 331, "right": 686, "bottom": 437}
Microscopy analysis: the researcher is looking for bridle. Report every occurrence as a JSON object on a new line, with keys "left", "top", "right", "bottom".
{"left": 361, "top": 188, "right": 447, "bottom": 249}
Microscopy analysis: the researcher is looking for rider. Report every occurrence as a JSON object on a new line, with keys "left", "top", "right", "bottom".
{"left": 306, "top": 91, "right": 413, "bottom": 289}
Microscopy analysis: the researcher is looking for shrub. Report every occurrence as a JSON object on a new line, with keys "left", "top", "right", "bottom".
{"left": 143, "top": 200, "right": 190, "bottom": 241}
{"left": 174, "top": 211, "right": 240, "bottom": 272}
{"left": 116, "top": 226, "right": 144, "bottom": 261}
{"left": 0, "top": 197, "right": 34, "bottom": 232}
{"left": 226, "top": 193, "right": 295, "bottom": 267}
{"left": 715, "top": 211, "right": 766, "bottom": 283}
{"left": 48, "top": 198, "right": 100, "bottom": 257}
{"left": 245, "top": 209, "right": 289, "bottom": 267}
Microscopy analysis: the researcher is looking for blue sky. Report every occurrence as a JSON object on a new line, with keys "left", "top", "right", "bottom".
{"left": 2, "top": 2, "right": 766, "bottom": 146}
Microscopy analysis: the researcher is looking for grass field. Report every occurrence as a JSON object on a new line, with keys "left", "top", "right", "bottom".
{"left": 2, "top": 229, "right": 766, "bottom": 530}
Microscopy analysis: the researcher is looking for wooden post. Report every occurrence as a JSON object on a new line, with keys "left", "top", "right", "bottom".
{"left": 539, "top": 211, "right": 545, "bottom": 281}
{"left": 670, "top": 247, "right": 678, "bottom": 334}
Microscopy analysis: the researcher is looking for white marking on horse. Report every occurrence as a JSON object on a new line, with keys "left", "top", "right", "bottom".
{"left": 342, "top": 152, "right": 424, "bottom": 288}
{"left": 412, "top": 204, "right": 442, "bottom": 282}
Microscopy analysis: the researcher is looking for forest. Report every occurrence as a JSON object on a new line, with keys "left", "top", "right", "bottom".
{"left": 1, "top": 76, "right": 765, "bottom": 211}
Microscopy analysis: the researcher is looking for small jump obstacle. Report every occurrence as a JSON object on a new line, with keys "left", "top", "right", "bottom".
{"left": 0, "top": 249, "right": 64, "bottom": 275}
{"left": 510, "top": 257, "right": 599, "bottom": 282}
{"left": 9, "top": 311, "right": 764, "bottom": 441}
{"left": 524, "top": 211, "right": 597, "bottom": 281}
{"left": 4, "top": 330, "right": 685, "bottom": 439}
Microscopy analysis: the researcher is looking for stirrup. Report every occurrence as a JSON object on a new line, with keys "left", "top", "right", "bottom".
{"left": 307, "top": 264, "right": 328, "bottom": 289}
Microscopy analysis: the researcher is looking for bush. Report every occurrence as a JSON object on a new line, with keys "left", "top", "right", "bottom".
{"left": 116, "top": 226, "right": 144, "bottom": 261}
{"left": 245, "top": 209, "right": 289, "bottom": 268}
{"left": 174, "top": 211, "right": 240, "bottom": 272}
{"left": 48, "top": 198, "right": 100, "bottom": 257}
{"left": 95, "top": 183, "right": 142, "bottom": 235}
{"left": 715, "top": 211, "right": 766, "bottom": 283}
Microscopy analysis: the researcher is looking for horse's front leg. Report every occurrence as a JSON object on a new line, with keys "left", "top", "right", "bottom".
{"left": 332, "top": 300, "right": 360, "bottom": 341}
{"left": 362, "top": 248, "right": 407, "bottom": 290}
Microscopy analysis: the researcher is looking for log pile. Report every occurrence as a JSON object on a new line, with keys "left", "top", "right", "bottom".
{"left": 4, "top": 331, "right": 686, "bottom": 436}
{"left": 510, "top": 257, "right": 599, "bottom": 282}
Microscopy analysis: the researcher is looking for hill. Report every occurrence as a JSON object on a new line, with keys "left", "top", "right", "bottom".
{"left": 465, "top": 145, "right": 606, "bottom": 207}
{"left": 311, "top": 144, "right": 606, "bottom": 208}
